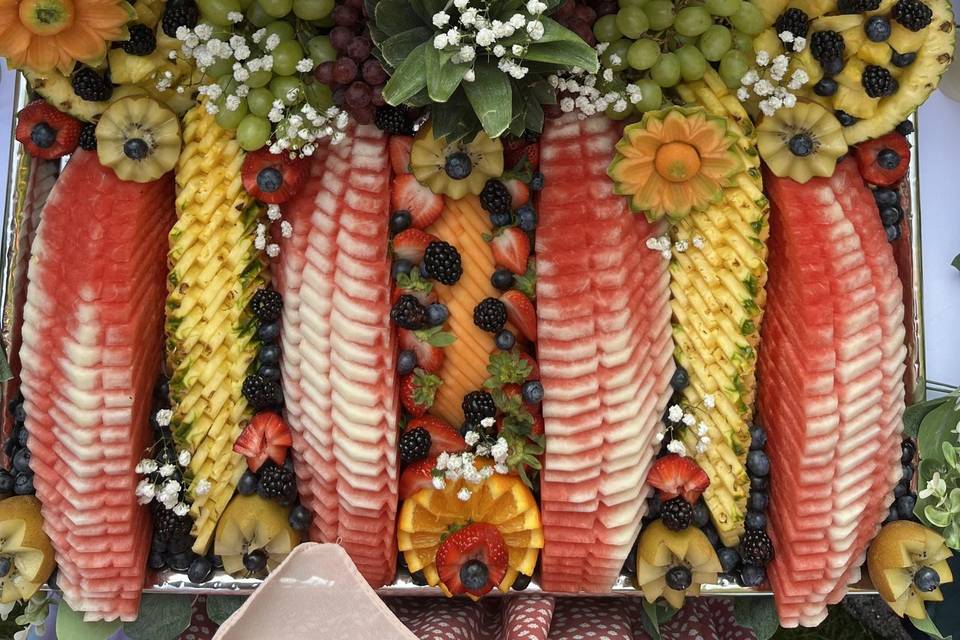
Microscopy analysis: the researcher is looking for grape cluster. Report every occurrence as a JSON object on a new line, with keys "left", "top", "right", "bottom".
{"left": 313, "top": 0, "right": 388, "bottom": 124}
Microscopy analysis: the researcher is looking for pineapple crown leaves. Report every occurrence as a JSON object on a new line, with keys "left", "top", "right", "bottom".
{"left": 412, "top": 368, "right": 443, "bottom": 406}
{"left": 370, "top": 0, "right": 598, "bottom": 142}
{"left": 484, "top": 349, "right": 533, "bottom": 388}
{"left": 414, "top": 325, "right": 457, "bottom": 347}
{"left": 396, "top": 267, "right": 434, "bottom": 295}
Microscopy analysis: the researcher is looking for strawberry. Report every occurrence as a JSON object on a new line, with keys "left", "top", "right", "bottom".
{"left": 392, "top": 228, "right": 437, "bottom": 264}
{"left": 398, "top": 326, "right": 453, "bottom": 373}
{"left": 400, "top": 368, "right": 442, "bottom": 417}
{"left": 503, "top": 137, "right": 540, "bottom": 171}
{"left": 435, "top": 523, "right": 508, "bottom": 597}
{"left": 501, "top": 383, "right": 542, "bottom": 415}
{"left": 399, "top": 455, "right": 438, "bottom": 499}
{"left": 232, "top": 412, "right": 294, "bottom": 472}
{"left": 646, "top": 454, "right": 710, "bottom": 503}
{"left": 488, "top": 227, "right": 530, "bottom": 275}
{"left": 500, "top": 290, "right": 537, "bottom": 342}
{"left": 389, "top": 136, "right": 414, "bottom": 175}
{"left": 241, "top": 147, "right": 309, "bottom": 204}
{"left": 392, "top": 268, "right": 437, "bottom": 306}
{"left": 854, "top": 133, "right": 911, "bottom": 187}
{"left": 504, "top": 178, "right": 530, "bottom": 208}
{"left": 392, "top": 174, "right": 444, "bottom": 229}
{"left": 518, "top": 352, "right": 540, "bottom": 381}
{"left": 15, "top": 100, "right": 81, "bottom": 160}
{"left": 407, "top": 416, "right": 467, "bottom": 456}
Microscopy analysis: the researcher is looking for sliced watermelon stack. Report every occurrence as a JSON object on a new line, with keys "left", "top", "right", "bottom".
{"left": 535, "top": 114, "right": 674, "bottom": 592}
{"left": 759, "top": 157, "right": 907, "bottom": 627}
{"left": 18, "top": 150, "right": 174, "bottom": 621}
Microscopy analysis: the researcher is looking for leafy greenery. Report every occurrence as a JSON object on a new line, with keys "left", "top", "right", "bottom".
{"left": 56, "top": 601, "right": 121, "bottom": 640}
{"left": 123, "top": 594, "right": 194, "bottom": 640}
{"left": 206, "top": 595, "right": 247, "bottom": 625}
{"left": 912, "top": 390, "right": 960, "bottom": 549}
{"left": 733, "top": 597, "right": 779, "bottom": 640}
{"left": 952, "top": 253, "right": 960, "bottom": 272}
{"left": 639, "top": 600, "right": 678, "bottom": 640}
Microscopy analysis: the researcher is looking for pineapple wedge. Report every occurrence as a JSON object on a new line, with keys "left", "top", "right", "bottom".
{"left": 167, "top": 102, "right": 269, "bottom": 553}
{"left": 673, "top": 70, "right": 770, "bottom": 547}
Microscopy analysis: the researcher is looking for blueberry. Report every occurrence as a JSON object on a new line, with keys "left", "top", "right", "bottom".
{"left": 259, "top": 344, "right": 281, "bottom": 365}
{"left": 512, "top": 572, "right": 532, "bottom": 590}
{"left": 188, "top": 556, "right": 213, "bottom": 583}
{"left": 0, "top": 557, "right": 11, "bottom": 578}
{"left": 750, "top": 475, "right": 768, "bottom": 492}
{"left": 256, "top": 167, "right": 283, "bottom": 193}
{"left": 258, "top": 364, "right": 281, "bottom": 382}
{"left": 419, "top": 262, "right": 431, "bottom": 280}
{"left": 745, "top": 510, "right": 767, "bottom": 531}
{"left": 12, "top": 403, "right": 27, "bottom": 426}
{"left": 822, "top": 57, "right": 844, "bottom": 76}
{"left": 30, "top": 123, "right": 57, "bottom": 149}
{"left": 148, "top": 549, "right": 167, "bottom": 571}
{"left": 665, "top": 565, "right": 692, "bottom": 591}
{"left": 289, "top": 505, "right": 312, "bottom": 531}
{"left": 3, "top": 438, "right": 16, "bottom": 459}
{"left": 880, "top": 206, "right": 903, "bottom": 227}
{"left": 718, "top": 547, "right": 741, "bottom": 573}
{"left": 495, "top": 329, "right": 516, "bottom": 351}
{"left": 874, "top": 188, "right": 899, "bottom": 207}
{"left": 835, "top": 110, "right": 858, "bottom": 127}
{"left": 877, "top": 148, "right": 901, "bottom": 170}
{"left": 901, "top": 463, "right": 914, "bottom": 483}
{"left": 901, "top": 439, "right": 916, "bottom": 463}
{"left": 459, "top": 422, "right": 472, "bottom": 437}
{"left": 896, "top": 494, "right": 916, "bottom": 520}
{"left": 740, "top": 564, "right": 765, "bottom": 587}
{"left": 123, "top": 138, "right": 150, "bottom": 161}
{"left": 896, "top": 120, "right": 915, "bottom": 136}
{"left": 748, "top": 492, "right": 769, "bottom": 512}
{"left": 692, "top": 502, "right": 710, "bottom": 528}
{"left": 530, "top": 172, "right": 545, "bottom": 191}
{"left": 410, "top": 570, "right": 428, "bottom": 586}
{"left": 391, "top": 259, "right": 413, "bottom": 280}
{"left": 718, "top": 572, "right": 738, "bottom": 585}
{"left": 242, "top": 549, "right": 268, "bottom": 573}
{"left": 517, "top": 205, "right": 537, "bottom": 232}
{"left": 444, "top": 152, "right": 473, "bottom": 180}
{"left": 750, "top": 424, "right": 767, "bottom": 450}
{"left": 397, "top": 350, "right": 418, "bottom": 375}
{"left": 459, "top": 560, "right": 488, "bottom": 590}
{"left": 491, "top": 268, "right": 514, "bottom": 291}
{"left": 865, "top": 16, "right": 891, "bottom": 42}
{"left": 389, "top": 210, "right": 412, "bottom": 235}
{"left": 47, "top": 569, "right": 59, "bottom": 591}
{"left": 746, "top": 450, "right": 770, "bottom": 477}
{"left": 670, "top": 365, "right": 689, "bottom": 391}
{"left": 914, "top": 566, "right": 940, "bottom": 592}
{"left": 702, "top": 524, "right": 720, "bottom": 548}
{"left": 169, "top": 533, "right": 192, "bottom": 554}
{"left": 894, "top": 483, "right": 908, "bottom": 498}
{"left": 0, "top": 471, "right": 13, "bottom": 495}
{"left": 14, "top": 473, "right": 33, "bottom": 495}
{"left": 237, "top": 470, "right": 259, "bottom": 496}
{"left": 490, "top": 211, "right": 512, "bottom": 228}
{"left": 884, "top": 506, "right": 899, "bottom": 524}
{"left": 885, "top": 224, "right": 902, "bottom": 242}
{"left": 788, "top": 133, "right": 814, "bottom": 157}
{"left": 426, "top": 303, "right": 449, "bottom": 327}
{"left": 211, "top": 554, "right": 224, "bottom": 569}
{"left": 258, "top": 321, "right": 281, "bottom": 343}
{"left": 622, "top": 545, "right": 638, "bottom": 576}
{"left": 12, "top": 449, "right": 30, "bottom": 473}
{"left": 522, "top": 380, "right": 544, "bottom": 404}
{"left": 169, "top": 551, "right": 194, "bottom": 572}
{"left": 646, "top": 494, "right": 662, "bottom": 519}
{"left": 891, "top": 51, "right": 917, "bottom": 68}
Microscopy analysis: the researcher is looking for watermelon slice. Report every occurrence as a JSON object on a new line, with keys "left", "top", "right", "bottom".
{"left": 18, "top": 150, "right": 173, "bottom": 622}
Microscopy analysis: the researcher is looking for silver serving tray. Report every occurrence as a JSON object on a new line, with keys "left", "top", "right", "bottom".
{"left": 0, "top": 73, "right": 931, "bottom": 598}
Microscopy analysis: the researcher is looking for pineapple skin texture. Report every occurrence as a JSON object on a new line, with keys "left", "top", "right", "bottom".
{"left": 674, "top": 71, "right": 770, "bottom": 547}
{"left": 166, "top": 102, "right": 269, "bottom": 553}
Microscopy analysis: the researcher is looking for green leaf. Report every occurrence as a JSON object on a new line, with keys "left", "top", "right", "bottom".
{"left": 523, "top": 92, "right": 545, "bottom": 133}
{"left": 639, "top": 601, "right": 678, "bottom": 640}
{"left": 379, "top": 28, "right": 433, "bottom": 69}
{"left": 414, "top": 326, "right": 457, "bottom": 347}
{"left": 733, "top": 597, "right": 779, "bottom": 640}
{"left": 919, "top": 402, "right": 960, "bottom": 464}
{"left": 953, "top": 253, "right": 960, "bottom": 272}
{"left": 425, "top": 45, "right": 469, "bottom": 103}
{"left": 205, "top": 596, "right": 246, "bottom": 626}
{"left": 910, "top": 613, "right": 953, "bottom": 639}
{"left": 926, "top": 505, "right": 952, "bottom": 527}
{"left": 0, "top": 349, "right": 11, "bottom": 384}
{"left": 123, "top": 595, "right": 194, "bottom": 640}
{"left": 382, "top": 42, "right": 429, "bottom": 106}
{"left": 524, "top": 18, "right": 599, "bottom": 72}
{"left": 375, "top": 0, "right": 426, "bottom": 36}
{"left": 431, "top": 94, "right": 481, "bottom": 143}
{"left": 56, "top": 601, "right": 121, "bottom": 640}
{"left": 463, "top": 62, "right": 514, "bottom": 138}
{"left": 944, "top": 441, "right": 958, "bottom": 469}
{"left": 950, "top": 488, "right": 960, "bottom": 512}
{"left": 904, "top": 396, "right": 948, "bottom": 438}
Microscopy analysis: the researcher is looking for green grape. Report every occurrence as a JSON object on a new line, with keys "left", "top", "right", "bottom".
{"left": 618, "top": 0, "right": 650, "bottom": 7}
{"left": 719, "top": 49, "right": 749, "bottom": 88}
{"left": 216, "top": 98, "right": 249, "bottom": 129}
{"left": 246, "top": 69, "right": 273, "bottom": 88}
{"left": 304, "top": 80, "right": 334, "bottom": 110}
{"left": 644, "top": 0, "right": 675, "bottom": 31}
{"left": 729, "top": 1, "right": 764, "bottom": 36}
{"left": 674, "top": 6, "right": 712, "bottom": 37}
{"left": 270, "top": 75, "right": 302, "bottom": 105}
{"left": 197, "top": 0, "right": 241, "bottom": 26}
{"left": 258, "top": 0, "right": 293, "bottom": 19}
{"left": 731, "top": 29, "right": 754, "bottom": 52}
{"left": 247, "top": 87, "right": 275, "bottom": 117}
{"left": 593, "top": 14, "right": 622, "bottom": 42}
{"left": 627, "top": 38, "right": 661, "bottom": 70}
{"left": 615, "top": 7, "right": 649, "bottom": 38}
{"left": 217, "top": 75, "right": 235, "bottom": 92}
{"left": 293, "top": 0, "right": 333, "bottom": 20}
{"left": 246, "top": 2, "right": 273, "bottom": 26}
{"left": 272, "top": 40, "right": 304, "bottom": 76}
{"left": 237, "top": 0, "right": 254, "bottom": 9}
{"left": 676, "top": 44, "right": 707, "bottom": 81}
{"left": 704, "top": 0, "right": 740, "bottom": 17}
{"left": 607, "top": 102, "right": 634, "bottom": 120}
{"left": 307, "top": 36, "right": 337, "bottom": 64}
{"left": 236, "top": 115, "right": 272, "bottom": 151}
{"left": 198, "top": 20, "right": 232, "bottom": 40}
{"left": 672, "top": 33, "right": 696, "bottom": 46}
{"left": 699, "top": 24, "right": 732, "bottom": 61}
{"left": 205, "top": 56, "right": 234, "bottom": 77}
{"left": 264, "top": 20, "right": 296, "bottom": 42}
{"left": 601, "top": 38, "right": 632, "bottom": 71}
{"left": 633, "top": 79, "right": 663, "bottom": 112}
{"left": 651, "top": 51, "right": 680, "bottom": 87}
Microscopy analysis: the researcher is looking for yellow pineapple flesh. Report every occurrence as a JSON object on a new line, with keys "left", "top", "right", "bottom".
{"left": 166, "top": 102, "right": 269, "bottom": 553}
{"left": 674, "top": 71, "right": 770, "bottom": 546}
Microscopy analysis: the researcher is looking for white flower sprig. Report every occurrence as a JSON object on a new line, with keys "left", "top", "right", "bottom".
{"left": 548, "top": 43, "right": 643, "bottom": 119}
{"left": 738, "top": 31, "right": 810, "bottom": 117}
{"left": 135, "top": 407, "right": 194, "bottom": 515}
{"left": 656, "top": 395, "right": 717, "bottom": 457}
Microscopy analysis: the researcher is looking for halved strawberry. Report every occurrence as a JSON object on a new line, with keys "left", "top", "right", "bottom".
{"left": 500, "top": 290, "right": 537, "bottom": 341}
{"left": 392, "top": 174, "right": 444, "bottom": 229}
{"left": 646, "top": 454, "right": 710, "bottom": 503}
{"left": 400, "top": 368, "right": 442, "bottom": 417}
{"left": 399, "top": 455, "right": 437, "bottom": 499}
{"left": 503, "top": 137, "right": 540, "bottom": 172}
{"left": 504, "top": 178, "right": 530, "bottom": 208}
{"left": 407, "top": 415, "right": 467, "bottom": 456}
{"left": 854, "top": 133, "right": 911, "bottom": 188}
{"left": 232, "top": 412, "right": 294, "bottom": 472}
{"left": 15, "top": 100, "right": 80, "bottom": 160}
{"left": 398, "top": 327, "right": 452, "bottom": 373}
{"left": 392, "top": 228, "right": 437, "bottom": 264}
{"left": 389, "top": 136, "right": 413, "bottom": 175}
{"left": 518, "top": 352, "right": 540, "bottom": 381}
{"left": 241, "top": 147, "right": 309, "bottom": 204}
{"left": 436, "top": 523, "right": 508, "bottom": 597}
{"left": 488, "top": 227, "right": 530, "bottom": 275}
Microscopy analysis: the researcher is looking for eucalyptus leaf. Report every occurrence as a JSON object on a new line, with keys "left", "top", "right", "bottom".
{"left": 945, "top": 442, "right": 959, "bottom": 469}
{"left": 639, "top": 600, "right": 664, "bottom": 640}
{"left": 56, "top": 601, "right": 121, "bottom": 640}
{"left": 425, "top": 45, "right": 469, "bottom": 102}
{"left": 919, "top": 402, "right": 960, "bottom": 464}
{"left": 951, "top": 488, "right": 960, "bottom": 511}
{"left": 524, "top": 18, "right": 599, "bottom": 71}
{"left": 732, "top": 597, "right": 779, "bottom": 640}
{"left": 953, "top": 253, "right": 960, "bottom": 272}
{"left": 382, "top": 42, "right": 429, "bottom": 106}
{"left": 375, "top": 0, "right": 425, "bottom": 36}
{"left": 903, "top": 396, "right": 948, "bottom": 438}
{"left": 122, "top": 594, "right": 193, "bottom": 640}
{"left": 379, "top": 28, "right": 433, "bottom": 68}
{"left": 909, "top": 613, "right": 953, "bottom": 640}
{"left": 206, "top": 596, "right": 246, "bottom": 626}
{"left": 463, "top": 62, "right": 513, "bottom": 137}
{"left": 946, "top": 520, "right": 960, "bottom": 549}
{"left": 925, "top": 505, "right": 951, "bottom": 527}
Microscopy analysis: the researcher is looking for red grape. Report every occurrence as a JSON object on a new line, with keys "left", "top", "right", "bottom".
{"left": 557, "top": 0, "right": 575, "bottom": 18}
{"left": 332, "top": 4, "right": 359, "bottom": 26}
{"left": 371, "top": 85, "right": 385, "bottom": 106}
{"left": 344, "top": 0, "right": 363, "bottom": 9}
{"left": 573, "top": 5, "right": 597, "bottom": 22}
{"left": 567, "top": 18, "right": 595, "bottom": 45}
{"left": 361, "top": 59, "right": 387, "bottom": 84}
{"left": 332, "top": 57, "right": 359, "bottom": 84}
{"left": 346, "top": 36, "right": 372, "bottom": 62}
{"left": 345, "top": 81, "right": 371, "bottom": 109}
{"left": 591, "top": 0, "right": 617, "bottom": 17}
{"left": 314, "top": 61, "right": 335, "bottom": 84}
{"left": 330, "top": 26, "right": 353, "bottom": 52}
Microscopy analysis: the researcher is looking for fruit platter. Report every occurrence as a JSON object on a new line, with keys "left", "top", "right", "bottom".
{"left": 0, "top": 0, "right": 957, "bottom": 633}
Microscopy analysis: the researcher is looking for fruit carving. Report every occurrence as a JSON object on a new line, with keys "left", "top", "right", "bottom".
{"left": 634, "top": 520, "right": 723, "bottom": 608}
{"left": 14, "top": 100, "right": 81, "bottom": 159}
{"left": 435, "top": 523, "right": 509, "bottom": 598}
{"left": 410, "top": 126, "right": 505, "bottom": 199}
{"left": 96, "top": 96, "right": 181, "bottom": 182}
{"left": 166, "top": 102, "right": 269, "bottom": 554}
{"left": 0, "top": 496, "right": 56, "bottom": 604}
{"left": 241, "top": 148, "right": 309, "bottom": 205}
{"left": 647, "top": 455, "right": 710, "bottom": 505}
{"left": 758, "top": 100, "right": 849, "bottom": 183}
{"left": 854, "top": 131, "right": 911, "bottom": 187}
{"left": 214, "top": 494, "right": 300, "bottom": 578}
{"left": 233, "top": 412, "right": 294, "bottom": 473}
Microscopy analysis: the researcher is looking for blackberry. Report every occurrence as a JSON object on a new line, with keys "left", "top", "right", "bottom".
{"left": 78, "top": 123, "right": 97, "bottom": 151}
{"left": 661, "top": 497, "right": 693, "bottom": 531}
{"left": 893, "top": 0, "right": 933, "bottom": 31}
{"left": 250, "top": 288, "right": 283, "bottom": 321}
{"left": 258, "top": 462, "right": 296, "bottom": 502}
{"left": 423, "top": 241, "right": 462, "bottom": 285}
{"left": 810, "top": 30, "right": 845, "bottom": 65}
{"left": 837, "top": 0, "right": 881, "bottom": 11}
{"left": 242, "top": 374, "right": 280, "bottom": 410}
{"left": 153, "top": 504, "right": 191, "bottom": 542}
{"left": 375, "top": 105, "right": 412, "bottom": 135}
{"left": 390, "top": 294, "right": 426, "bottom": 329}
{"left": 162, "top": 1, "right": 199, "bottom": 38}
{"left": 863, "top": 65, "right": 898, "bottom": 98}
{"left": 473, "top": 298, "right": 507, "bottom": 333}
{"left": 479, "top": 179, "right": 511, "bottom": 215}
{"left": 462, "top": 391, "right": 497, "bottom": 426}
{"left": 398, "top": 427, "right": 431, "bottom": 464}
{"left": 774, "top": 9, "right": 810, "bottom": 38}
{"left": 739, "top": 529, "right": 774, "bottom": 566}
{"left": 122, "top": 24, "right": 157, "bottom": 55}
{"left": 71, "top": 67, "right": 113, "bottom": 102}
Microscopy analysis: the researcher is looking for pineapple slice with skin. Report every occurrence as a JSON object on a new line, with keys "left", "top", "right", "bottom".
{"left": 167, "top": 101, "right": 269, "bottom": 554}
{"left": 673, "top": 70, "right": 769, "bottom": 547}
